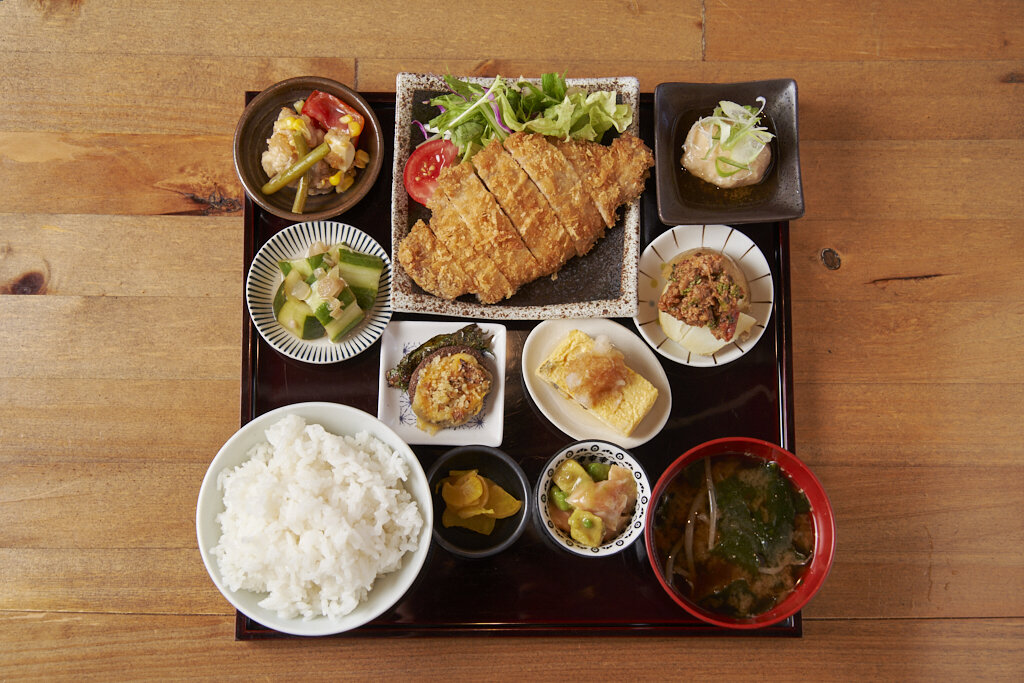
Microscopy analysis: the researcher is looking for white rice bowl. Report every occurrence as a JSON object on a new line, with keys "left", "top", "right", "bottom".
{"left": 196, "top": 402, "right": 433, "bottom": 636}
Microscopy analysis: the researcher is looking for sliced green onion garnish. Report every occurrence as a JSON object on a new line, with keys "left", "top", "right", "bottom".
{"left": 715, "top": 156, "right": 749, "bottom": 177}
{"left": 693, "top": 97, "right": 775, "bottom": 166}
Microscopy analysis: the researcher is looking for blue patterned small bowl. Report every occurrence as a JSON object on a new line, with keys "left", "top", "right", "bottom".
{"left": 536, "top": 440, "right": 650, "bottom": 558}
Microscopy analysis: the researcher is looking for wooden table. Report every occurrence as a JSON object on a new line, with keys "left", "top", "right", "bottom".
{"left": 2, "top": 0, "right": 1022, "bottom": 678}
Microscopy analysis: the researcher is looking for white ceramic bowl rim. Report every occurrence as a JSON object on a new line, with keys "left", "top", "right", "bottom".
{"left": 195, "top": 402, "right": 433, "bottom": 636}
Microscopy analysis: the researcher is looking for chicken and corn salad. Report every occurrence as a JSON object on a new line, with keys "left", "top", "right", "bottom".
{"left": 260, "top": 90, "right": 372, "bottom": 213}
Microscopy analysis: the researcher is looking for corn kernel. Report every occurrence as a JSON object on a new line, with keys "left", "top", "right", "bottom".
{"left": 329, "top": 171, "right": 343, "bottom": 186}
{"left": 338, "top": 173, "right": 355, "bottom": 192}
{"left": 354, "top": 149, "right": 370, "bottom": 169}
{"left": 348, "top": 119, "right": 362, "bottom": 136}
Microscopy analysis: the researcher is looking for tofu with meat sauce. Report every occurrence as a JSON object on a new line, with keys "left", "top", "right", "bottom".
{"left": 657, "top": 249, "right": 757, "bottom": 356}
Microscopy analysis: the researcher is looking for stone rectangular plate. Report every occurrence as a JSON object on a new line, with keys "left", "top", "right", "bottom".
{"left": 390, "top": 72, "right": 642, "bottom": 320}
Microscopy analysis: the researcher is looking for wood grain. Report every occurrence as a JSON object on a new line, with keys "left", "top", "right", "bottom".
{"left": 0, "top": 378, "right": 239, "bottom": 462}
{"left": 705, "top": 0, "right": 1024, "bottom": 61}
{"left": 0, "top": 214, "right": 243, "bottom": 296}
{"left": 0, "top": 1, "right": 703, "bottom": 62}
{"left": 0, "top": 296, "right": 240, "bottom": 380}
{"left": 0, "top": 614, "right": 1021, "bottom": 679}
{"left": 2, "top": 0, "right": 1022, "bottom": 676}
{"left": 789, "top": 219, "right": 1024, "bottom": 302}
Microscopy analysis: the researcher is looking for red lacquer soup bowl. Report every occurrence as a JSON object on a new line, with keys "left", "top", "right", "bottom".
{"left": 644, "top": 437, "right": 835, "bottom": 629}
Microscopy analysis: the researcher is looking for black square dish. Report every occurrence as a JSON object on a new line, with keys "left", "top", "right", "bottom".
{"left": 654, "top": 80, "right": 804, "bottom": 225}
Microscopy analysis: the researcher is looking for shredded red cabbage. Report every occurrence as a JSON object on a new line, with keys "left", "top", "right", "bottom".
{"left": 487, "top": 93, "right": 512, "bottom": 133}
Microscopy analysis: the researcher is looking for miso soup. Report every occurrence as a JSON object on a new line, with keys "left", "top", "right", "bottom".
{"left": 651, "top": 454, "right": 814, "bottom": 619}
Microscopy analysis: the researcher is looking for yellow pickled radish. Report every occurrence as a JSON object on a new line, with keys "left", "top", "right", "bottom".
{"left": 436, "top": 469, "right": 521, "bottom": 536}
{"left": 441, "top": 470, "right": 486, "bottom": 508}
{"left": 486, "top": 483, "right": 522, "bottom": 519}
{"left": 442, "top": 506, "right": 496, "bottom": 535}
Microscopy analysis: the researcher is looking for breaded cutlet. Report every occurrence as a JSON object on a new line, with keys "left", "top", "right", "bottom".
{"left": 397, "top": 219, "right": 474, "bottom": 300}
{"left": 555, "top": 133, "right": 654, "bottom": 229}
{"left": 503, "top": 132, "right": 606, "bottom": 257}
{"left": 426, "top": 191, "right": 515, "bottom": 304}
{"left": 435, "top": 161, "right": 542, "bottom": 289}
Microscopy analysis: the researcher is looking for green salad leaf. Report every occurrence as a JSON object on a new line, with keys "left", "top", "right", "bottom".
{"left": 422, "top": 72, "right": 633, "bottom": 159}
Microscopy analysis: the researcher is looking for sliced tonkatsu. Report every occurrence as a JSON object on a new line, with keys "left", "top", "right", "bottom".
{"left": 396, "top": 129, "right": 654, "bottom": 304}
{"left": 397, "top": 220, "right": 474, "bottom": 301}
{"left": 554, "top": 132, "right": 654, "bottom": 229}
{"left": 502, "top": 132, "right": 607, "bottom": 257}
{"left": 435, "top": 161, "right": 542, "bottom": 289}
{"left": 472, "top": 139, "right": 577, "bottom": 275}
{"left": 425, "top": 195, "right": 515, "bottom": 304}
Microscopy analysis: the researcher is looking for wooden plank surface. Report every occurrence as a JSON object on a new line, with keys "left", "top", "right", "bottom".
{"left": 2, "top": 0, "right": 1023, "bottom": 678}
{"left": 1, "top": 614, "right": 1021, "bottom": 680}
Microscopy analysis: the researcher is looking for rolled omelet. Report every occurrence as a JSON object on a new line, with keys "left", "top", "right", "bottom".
{"left": 536, "top": 330, "right": 658, "bottom": 437}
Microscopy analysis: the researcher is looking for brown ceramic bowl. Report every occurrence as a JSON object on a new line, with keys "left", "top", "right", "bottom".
{"left": 233, "top": 76, "right": 383, "bottom": 222}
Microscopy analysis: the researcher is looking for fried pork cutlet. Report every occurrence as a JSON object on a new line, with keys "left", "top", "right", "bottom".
{"left": 426, "top": 195, "right": 515, "bottom": 304}
{"left": 397, "top": 220, "right": 474, "bottom": 301}
{"left": 435, "top": 161, "right": 542, "bottom": 289}
{"left": 396, "top": 129, "right": 654, "bottom": 305}
{"left": 554, "top": 132, "right": 654, "bottom": 229}
{"left": 472, "top": 140, "right": 577, "bottom": 275}
{"left": 503, "top": 132, "right": 607, "bottom": 257}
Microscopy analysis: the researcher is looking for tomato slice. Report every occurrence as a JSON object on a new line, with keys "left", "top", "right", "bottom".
{"left": 403, "top": 139, "right": 460, "bottom": 206}
{"left": 302, "top": 90, "right": 364, "bottom": 142}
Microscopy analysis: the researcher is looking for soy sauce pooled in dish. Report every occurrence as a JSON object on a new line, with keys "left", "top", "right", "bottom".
{"left": 651, "top": 454, "right": 814, "bottom": 619}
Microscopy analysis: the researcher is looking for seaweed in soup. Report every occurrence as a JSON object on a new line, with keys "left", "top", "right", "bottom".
{"left": 653, "top": 454, "right": 813, "bottom": 619}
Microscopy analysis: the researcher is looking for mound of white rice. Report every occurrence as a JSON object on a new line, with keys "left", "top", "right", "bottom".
{"left": 211, "top": 414, "right": 423, "bottom": 621}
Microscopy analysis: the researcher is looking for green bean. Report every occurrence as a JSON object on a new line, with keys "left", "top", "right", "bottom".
{"left": 291, "top": 131, "right": 309, "bottom": 158}
{"left": 290, "top": 132, "right": 310, "bottom": 213}
{"left": 291, "top": 173, "right": 309, "bottom": 213}
{"left": 261, "top": 142, "right": 329, "bottom": 195}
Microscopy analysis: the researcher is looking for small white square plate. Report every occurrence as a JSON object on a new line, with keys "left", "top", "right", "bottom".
{"left": 377, "top": 321, "right": 506, "bottom": 446}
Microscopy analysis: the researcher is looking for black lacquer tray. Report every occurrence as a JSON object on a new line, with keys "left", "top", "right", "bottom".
{"left": 236, "top": 92, "right": 799, "bottom": 638}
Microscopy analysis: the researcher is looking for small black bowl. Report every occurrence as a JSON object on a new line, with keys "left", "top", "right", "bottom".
{"left": 233, "top": 76, "right": 383, "bottom": 222}
{"left": 425, "top": 446, "right": 530, "bottom": 559}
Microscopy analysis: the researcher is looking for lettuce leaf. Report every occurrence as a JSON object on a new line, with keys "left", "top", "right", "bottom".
{"left": 423, "top": 72, "right": 633, "bottom": 158}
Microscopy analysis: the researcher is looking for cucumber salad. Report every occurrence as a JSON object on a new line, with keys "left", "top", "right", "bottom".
{"left": 273, "top": 241, "right": 384, "bottom": 342}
